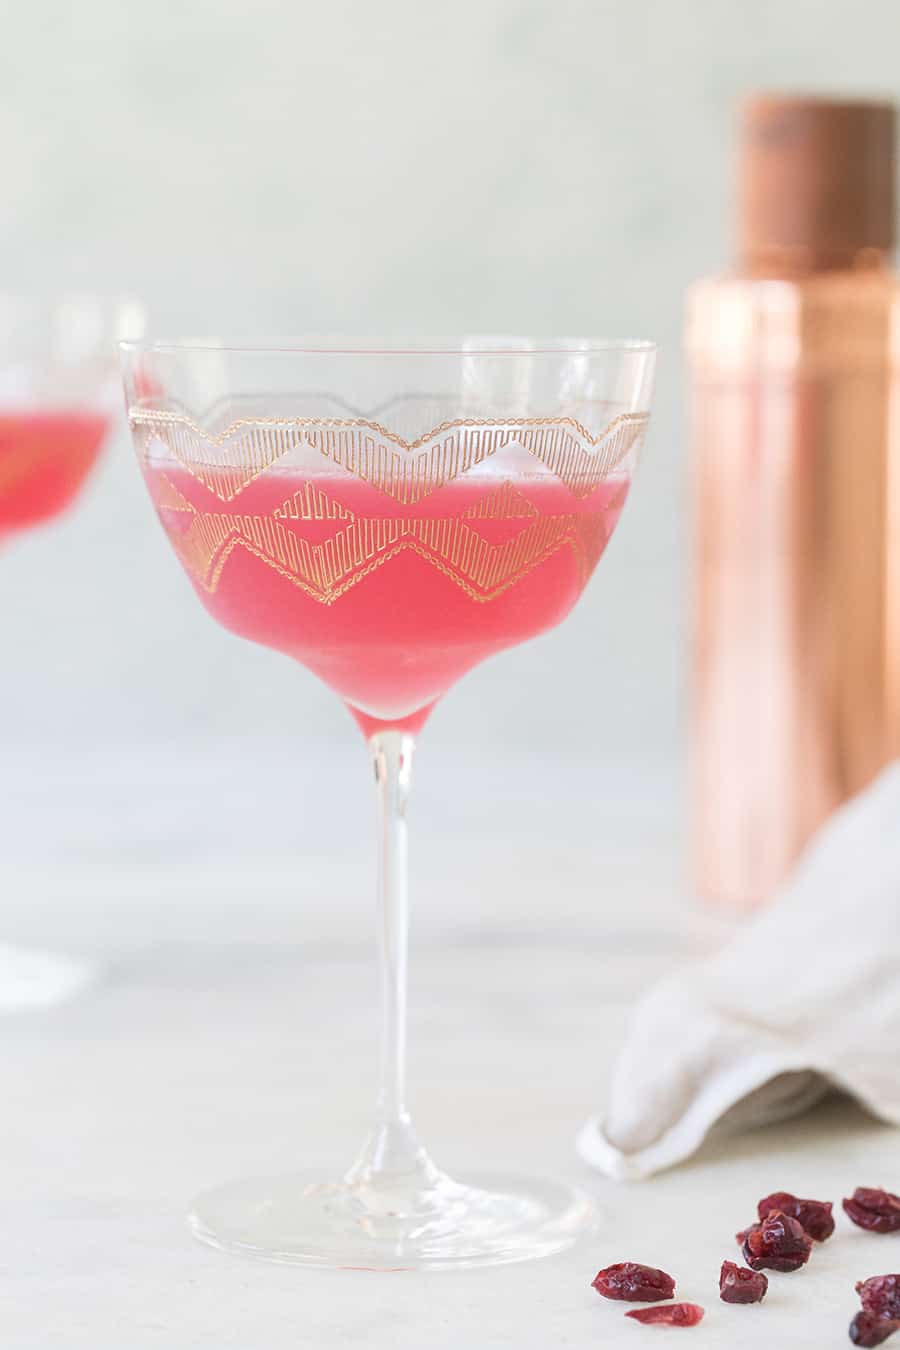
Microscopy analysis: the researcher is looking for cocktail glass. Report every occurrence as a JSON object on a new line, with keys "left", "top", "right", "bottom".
{"left": 121, "top": 337, "right": 655, "bottom": 1270}
{"left": 1, "top": 296, "right": 144, "bottom": 1009}
{"left": 0, "top": 297, "right": 143, "bottom": 539}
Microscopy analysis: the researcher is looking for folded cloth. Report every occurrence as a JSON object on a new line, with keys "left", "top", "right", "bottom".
{"left": 577, "top": 764, "right": 900, "bottom": 1180}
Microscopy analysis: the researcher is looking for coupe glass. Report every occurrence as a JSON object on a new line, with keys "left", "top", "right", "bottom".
{"left": 121, "top": 337, "right": 655, "bottom": 1270}
{"left": 0, "top": 296, "right": 144, "bottom": 1010}
{"left": 0, "top": 296, "right": 144, "bottom": 541}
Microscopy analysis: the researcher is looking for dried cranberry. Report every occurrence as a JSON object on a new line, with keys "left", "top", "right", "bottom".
{"left": 857, "top": 1276, "right": 900, "bottom": 1322}
{"left": 626, "top": 1304, "right": 705, "bottom": 1327}
{"left": 719, "top": 1259, "right": 768, "bottom": 1304}
{"left": 592, "top": 1263, "right": 676, "bottom": 1302}
{"left": 844, "top": 1190, "right": 900, "bottom": 1235}
{"left": 741, "top": 1210, "right": 812, "bottom": 1272}
{"left": 758, "top": 1190, "right": 835, "bottom": 1242}
{"left": 849, "top": 1312, "right": 900, "bottom": 1347}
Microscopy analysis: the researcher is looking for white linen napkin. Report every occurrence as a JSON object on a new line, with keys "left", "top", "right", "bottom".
{"left": 577, "top": 764, "right": 900, "bottom": 1180}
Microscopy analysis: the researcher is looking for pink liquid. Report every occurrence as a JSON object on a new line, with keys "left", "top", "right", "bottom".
{"left": 0, "top": 411, "right": 108, "bottom": 537}
{"left": 148, "top": 466, "right": 630, "bottom": 735}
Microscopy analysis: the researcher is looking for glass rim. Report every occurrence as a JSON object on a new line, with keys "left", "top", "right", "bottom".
{"left": 119, "top": 335, "right": 656, "bottom": 357}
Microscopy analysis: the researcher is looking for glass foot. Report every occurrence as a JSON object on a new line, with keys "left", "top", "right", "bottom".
{"left": 187, "top": 1167, "right": 592, "bottom": 1271}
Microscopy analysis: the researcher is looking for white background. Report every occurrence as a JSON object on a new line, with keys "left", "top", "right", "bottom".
{"left": 4, "top": 0, "right": 899, "bottom": 768}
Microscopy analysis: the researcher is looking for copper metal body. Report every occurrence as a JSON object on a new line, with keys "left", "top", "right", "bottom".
{"left": 688, "top": 269, "right": 900, "bottom": 905}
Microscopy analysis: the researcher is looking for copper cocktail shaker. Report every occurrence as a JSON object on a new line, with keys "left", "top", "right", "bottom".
{"left": 687, "top": 95, "right": 900, "bottom": 908}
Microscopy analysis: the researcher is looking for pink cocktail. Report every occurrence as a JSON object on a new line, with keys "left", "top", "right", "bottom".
{"left": 0, "top": 297, "right": 143, "bottom": 1015}
{"left": 145, "top": 463, "right": 630, "bottom": 736}
{"left": 0, "top": 411, "right": 108, "bottom": 538}
{"left": 123, "top": 338, "right": 655, "bottom": 1272}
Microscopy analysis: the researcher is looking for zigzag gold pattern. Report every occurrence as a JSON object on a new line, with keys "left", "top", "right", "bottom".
{"left": 153, "top": 472, "right": 195, "bottom": 513}
{"left": 141, "top": 410, "right": 640, "bottom": 605}
{"left": 130, "top": 409, "right": 647, "bottom": 505}
{"left": 154, "top": 478, "right": 621, "bottom": 605}
{"left": 462, "top": 479, "right": 538, "bottom": 520}
{"left": 274, "top": 481, "right": 353, "bottom": 521}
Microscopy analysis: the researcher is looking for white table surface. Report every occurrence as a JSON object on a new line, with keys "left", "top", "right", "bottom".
{"left": 2, "top": 744, "right": 898, "bottom": 1348}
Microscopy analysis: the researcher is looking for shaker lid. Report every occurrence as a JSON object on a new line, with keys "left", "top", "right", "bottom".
{"left": 739, "top": 95, "right": 896, "bottom": 265}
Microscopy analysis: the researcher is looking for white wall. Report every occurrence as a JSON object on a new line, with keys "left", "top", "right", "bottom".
{"left": 3, "top": 0, "right": 899, "bottom": 765}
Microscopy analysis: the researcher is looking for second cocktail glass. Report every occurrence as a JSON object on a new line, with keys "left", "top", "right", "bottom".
{"left": 121, "top": 338, "right": 655, "bottom": 1270}
{"left": 0, "top": 296, "right": 143, "bottom": 1010}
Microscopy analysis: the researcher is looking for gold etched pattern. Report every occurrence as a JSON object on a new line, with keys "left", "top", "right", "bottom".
{"left": 152, "top": 472, "right": 195, "bottom": 514}
{"left": 155, "top": 474, "right": 623, "bottom": 605}
{"left": 462, "top": 480, "right": 538, "bottom": 521}
{"left": 130, "top": 409, "right": 646, "bottom": 505}
{"left": 275, "top": 481, "right": 353, "bottom": 522}
{"left": 136, "top": 411, "right": 642, "bottom": 605}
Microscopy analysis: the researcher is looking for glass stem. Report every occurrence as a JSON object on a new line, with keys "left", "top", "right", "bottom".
{"left": 374, "top": 729, "right": 412, "bottom": 1127}
{"left": 344, "top": 729, "right": 439, "bottom": 1202}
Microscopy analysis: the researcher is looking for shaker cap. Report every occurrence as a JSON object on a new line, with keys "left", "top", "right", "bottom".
{"left": 739, "top": 95, "right": 896, "bottom": 266}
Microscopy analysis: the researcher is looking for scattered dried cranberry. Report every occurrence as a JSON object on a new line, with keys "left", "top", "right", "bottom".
{"left": 758, "top": 1190, "right": 835, "bottom": 1242}
{"left": 719, "top": 1259, "right": 768, "bottom": 1304}
{"left": 626, "top": 1304, "right": 705, "bottom": 1328}
{"left": 844, "top": 1190, "right": 900, "bottom": 1235}
{"left": 592, "top": 1263, "right": 676, "bottom": 1302}
{"left": 741, "top": 1210, "right": 813, "bottom": 1272}
{"left": 849, "top": 1312, "right": 900, "bottom": 1347}
{"left": 857, "top": 1276, "right": 900, "bottom": 1322}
